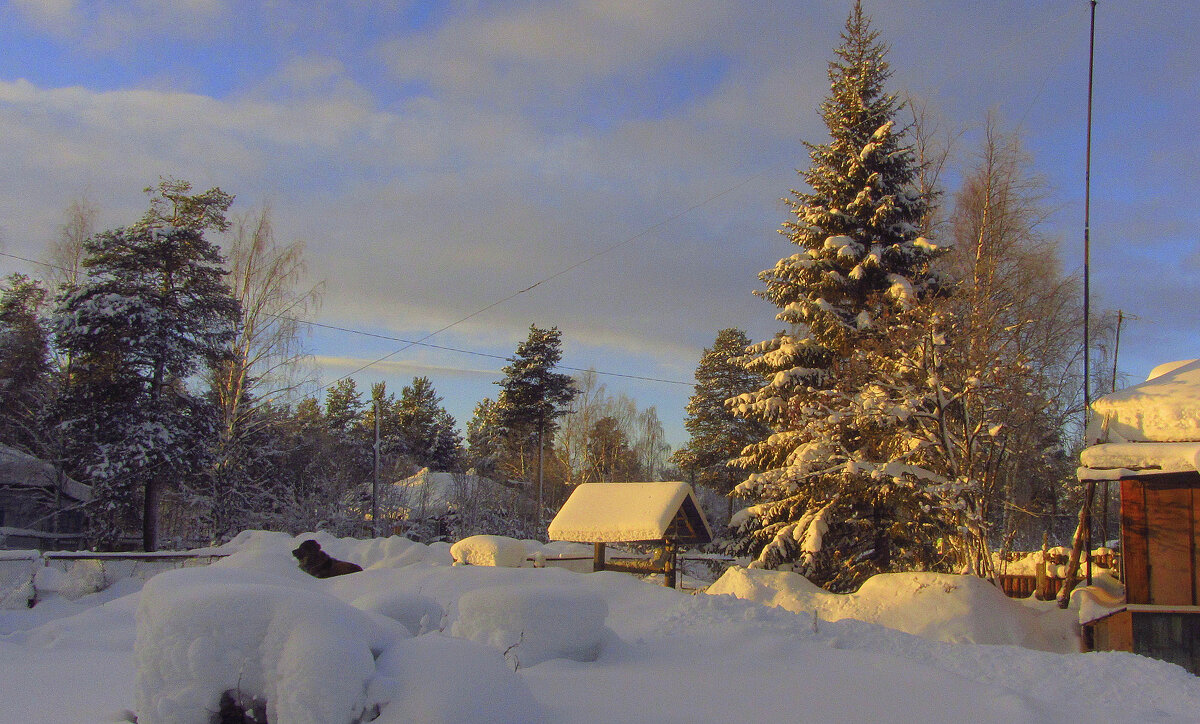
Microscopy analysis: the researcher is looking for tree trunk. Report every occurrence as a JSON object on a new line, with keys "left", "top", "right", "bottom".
{"left": 143, "top": 478, "right": 162, "bottom": 552}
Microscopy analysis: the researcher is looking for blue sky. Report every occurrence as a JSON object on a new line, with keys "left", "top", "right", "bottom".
{"left": 1, "top": 1, "right": 1197, "bottom": 450}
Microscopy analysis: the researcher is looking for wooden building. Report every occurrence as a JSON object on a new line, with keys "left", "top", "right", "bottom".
{"left": 547, "top": 482, "right": 712, "bottom": 588}
{"left": 0, "top": 444, "right": 90, "bottom": 550}
{"left": 1078, "top": 360, "right": 1200, "bottom": 674}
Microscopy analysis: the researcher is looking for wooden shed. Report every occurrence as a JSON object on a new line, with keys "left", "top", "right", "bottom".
{"left": 547, "top": 482, "right": 712, "bottom": 587}
{"left": 1078, "top": 360, "right": 1200, "bottom": 673}
{"left": 0, "top": 444, "right": 90, "bottom": 550}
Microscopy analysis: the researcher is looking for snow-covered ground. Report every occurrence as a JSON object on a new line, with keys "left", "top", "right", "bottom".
{"left": 3, "top": 531, "right": 1199, "bottom": 723}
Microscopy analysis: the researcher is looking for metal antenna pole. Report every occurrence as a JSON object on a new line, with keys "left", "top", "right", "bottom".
{"left": 1083, "top": 0, "right": 1096, "bottom": 426}
{"left": 1083, "top": 0, "right": 1098, "bottom": 589}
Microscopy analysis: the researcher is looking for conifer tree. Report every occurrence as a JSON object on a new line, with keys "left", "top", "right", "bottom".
{"left": 729, "top": 2, "right": 953, "bottom": 591}
{"left": 52, "top": 180, "right": 241, "bottom": 550}
{"left": 324, "top": 378, "right": 365, "bottom": 434}
{"left": 494, "top": 326, "right": 573, "bottom": 473}
{"left": 673, "top": 328, "right": 770, "bottom": 503}
{"left": 495, "top": 326, "right": 577, "bottom": 480}
{"left": 0, "top": 274, "right": 52, "bottom": 454}
{"left": 465, "top": 397, "right": 503, "bottom": 478}
{"left": 395, "top": 376, "right": 463, "bottom": 472}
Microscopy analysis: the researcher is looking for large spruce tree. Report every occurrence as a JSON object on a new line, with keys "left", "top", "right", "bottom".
{"left": 729, "top": 2, "right": 953, "bottom": 591}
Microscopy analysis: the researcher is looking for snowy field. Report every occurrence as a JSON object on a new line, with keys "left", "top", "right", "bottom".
{"left": 3, "top": 531, "right": 1199, "bottom": 723}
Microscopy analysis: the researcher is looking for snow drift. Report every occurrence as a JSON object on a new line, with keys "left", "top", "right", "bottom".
{"left": 4, "top": 531, "right": 1200, "bottom": 723}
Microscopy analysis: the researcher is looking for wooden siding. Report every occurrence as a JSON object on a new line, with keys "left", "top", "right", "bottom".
{"left": 1121, "top": 473, "right": 1200, "bottom": 606}
{"left": 1087, "top": 610, "right": 1133, "bottom": 654}
{"left": 1122, "top": 477, "right": 1150, "bottom": 603}
{"left": 1145, "top": 485, "right": 1195, "bottom": 605}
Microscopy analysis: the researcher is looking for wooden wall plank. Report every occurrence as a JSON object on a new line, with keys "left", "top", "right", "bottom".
{"left": 1122, "top": 478, "right": 1150, "bottom": 604}
{"left": 1146, "top": 486, "right": 1194, "bottom": 605}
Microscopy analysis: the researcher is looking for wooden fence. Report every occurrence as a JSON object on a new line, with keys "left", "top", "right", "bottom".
{"left": 0, "top": 550, "right": 229, "bottom": 608}
{"left": 995, "top": 574, "right": 1066, "bottom": 600}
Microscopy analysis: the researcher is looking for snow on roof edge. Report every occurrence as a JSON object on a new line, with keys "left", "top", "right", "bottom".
{"left": 548, "top": 482, "right": 712, "bottom": 544}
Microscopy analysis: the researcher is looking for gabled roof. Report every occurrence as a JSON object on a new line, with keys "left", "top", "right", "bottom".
{"left": 548, "top": 482, "right": 712, "bottom": 545}
{"left": 0, "top": 444, "right": 90, "bottom": 502}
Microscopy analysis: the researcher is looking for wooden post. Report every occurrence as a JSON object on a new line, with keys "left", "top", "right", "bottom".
{"left": 593, "top": 542, "right": 605, "bottom": 572}
{"left": 665, "top": 547, "right": 677, "bottom": 589}
{"left": 1058, "top": 481, "right": 1097, "bottom": 608}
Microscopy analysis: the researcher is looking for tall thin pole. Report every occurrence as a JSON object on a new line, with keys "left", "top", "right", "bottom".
{"left": 1083, "top": 0, "right": 1096, "bottom": 425}
{"left": 1083, "top": 0, "right": 1098, "bottom": 589}
{"left": 372, "top": 396, "right": 381, "bottom": 537}
{"left": 1111, "top": 310, "right": 1123, "bottom": 395}
{"left": 537, "top": 413, "right": 545, "bottom": 531}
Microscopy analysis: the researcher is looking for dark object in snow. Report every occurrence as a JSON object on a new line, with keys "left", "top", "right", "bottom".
{"left": 216, "top": 690, "right": 268, "bottom": 724}
{"left": 291, "top": 539, "right": 362, "bottom": 579}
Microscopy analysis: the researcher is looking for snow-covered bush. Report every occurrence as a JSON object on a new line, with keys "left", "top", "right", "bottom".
{"left": 133, "top": 567, "right": 408, "bottom": 724}
{"left": 450, "top": 535, "right": 528, "bottom": 567}
{"left": 35, "top": 559, "right": 107, "bottom": 600}
{"left": 0, "top": 551, "right": 40, "bottom": 609}
{"left": 450, "top": 584, "right": 609, "bottom": 668}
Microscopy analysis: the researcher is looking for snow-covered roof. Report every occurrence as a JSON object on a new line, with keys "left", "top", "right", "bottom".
{"left": 1088, "top": 359, "right": 1200, "bottom": 443}
{"left": 0, "top": 444, "right": 90, "bottom": 502}
{"left": 547, "top": 482, "right": 712, "bottom": 544}
{"left": 1079, "top": 441, "right": 1200, "bottom": 480}
{"left": 1078, "top": 359, "right": 1200, "bottom": 480}
{"left": 386, "top": 469, "right": 493, "bottom": 517}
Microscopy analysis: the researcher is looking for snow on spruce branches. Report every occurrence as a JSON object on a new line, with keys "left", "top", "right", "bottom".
{"left": 727, "top": 2, "right": 957, "bottom": 592}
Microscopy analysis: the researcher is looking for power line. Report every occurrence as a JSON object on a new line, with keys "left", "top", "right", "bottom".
{"left": 0, "top": 250, "right": 59, "bottom": 270}
{"left": 1, "top": 250, "right": 695, "bottom": 386}
{"left": 314, "top": 169, "right": 768, "bottom": 393}
{"left": 297, "top": 316, "right": 693, "bottom": 386}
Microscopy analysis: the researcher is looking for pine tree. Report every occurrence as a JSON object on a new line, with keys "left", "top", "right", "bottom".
{"left": 324, "top": 378, "right": 365, "bottom": 434}
{"left": 587, "top": 415, "right": 637, "bottom": 482}
{"left": 673, "top": 328, "right": 770, "bottom": 502}
{"left": 52, "top": 181, "right": 241, "bottom": 550}
{"left": 495, "top": 326, "right": 577, "bottom": 480}
{"left": 729, "top": 2, "right": 953, "bottom": 591}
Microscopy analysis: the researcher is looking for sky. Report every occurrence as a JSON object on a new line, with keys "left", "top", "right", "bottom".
{"left": 1, "top": 0, "right": 1197, "bottom": 451}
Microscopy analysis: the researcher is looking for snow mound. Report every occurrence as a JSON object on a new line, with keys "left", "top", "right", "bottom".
{"left": 351, "top": 589, "right": 444, "bottom": 636}
{"left": 706, "top": 567, "right": 1076, "bottom": 652}
{"left": 450, "top": 584, "right": 609, "bottom": 668}
{"left": 35, "top": 559, "right": 106, "bottom": 600}
{"left": 369, "top": 633, "right": 542, "bottom": 724}
{"left": 133, "top": 567, "right": 406, "bottom": 724}
{"left": 451, "top": 535, "right": 528, "bottom": 567}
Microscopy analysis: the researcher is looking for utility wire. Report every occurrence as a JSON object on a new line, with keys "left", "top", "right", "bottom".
{"left": 1, "top": 249, "right": 695, "bottom": 386}
{"left": 314, "top": 169, "right": 768, "bottom": 393}
{"left": 294, "top": 316, "right": 692, "bottom": 386}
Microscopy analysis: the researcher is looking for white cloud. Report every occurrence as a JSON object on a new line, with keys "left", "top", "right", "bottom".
{"left": 11, "top": 0, "right": 79, "bottom": 30}
{"left": 4, "top": 0, "right": 1200, "bottom": 436}
{"left": 11, "top": 0, "right": 231, "bottom": 47}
